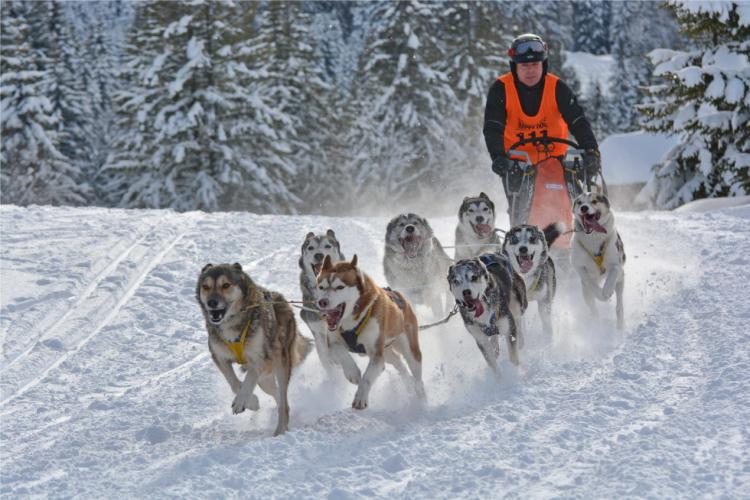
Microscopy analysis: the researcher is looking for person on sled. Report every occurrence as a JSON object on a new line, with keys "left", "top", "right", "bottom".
{"left": 483, "top": 33, "right": 601, "bottom": 228}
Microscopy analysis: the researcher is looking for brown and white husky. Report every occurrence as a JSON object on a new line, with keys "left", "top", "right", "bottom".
{"left": 315, "top": 255, "right": 425, "bottom": 409}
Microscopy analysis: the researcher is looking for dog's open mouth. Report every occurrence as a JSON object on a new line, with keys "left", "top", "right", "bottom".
{"left": 400, "top": 235, "right": 422, "bottom": 258}
{"left": 472, "top": 223, "right": 492, "bottom": 238}
{"left": 581, "top": 212, "right": 607, "bottom": 234}
{"left": 321, "top": 303, "right": 346, "bottom": 331}
{"left": 311, "top": 263, "right": 322, "bottom": 276}
{"left": 517, "top": 253, "right": 535, "bottom": 273}
{"left": 458, "top": 296, "right": 485, "bottom": 318}
{"left": 208, "top": 308, "right": 227, "bottom": 324}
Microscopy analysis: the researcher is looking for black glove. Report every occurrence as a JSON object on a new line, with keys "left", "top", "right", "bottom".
{"left": 491, "top": 155, "right": 510, "bottom": 176}
{"left": 582, "top": 149, "right": 601, "bottom": 179}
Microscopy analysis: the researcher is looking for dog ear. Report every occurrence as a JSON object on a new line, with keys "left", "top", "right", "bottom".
{"left": 238, "top": 270, "right": 251, "bottom": 296}
{"left": 479, "top": 192, "right": 488, "bottom": 200}
{"left": 201, "top": 263, "right": 213, "bottom": 273}
{"left": 421, "top": 216, "right": 433, "bottom": 235}
{"left": 232, "top": 262, "right": 243, "bottom": 271}
{"left": 350, "top": 254, "right": 358, "bottom": 268}
{"left": 322, "top": 254, "right": 332, "bottom": 272}
{"left": 326, "top": 229, "right": 336, "bottom": 239}
{"left": 305, "top": 231, "right": 315, "bottom": 240}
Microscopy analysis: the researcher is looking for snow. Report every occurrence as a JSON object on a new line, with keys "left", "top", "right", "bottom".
{"left": 672, "top": 194, "right": 750, "bottom": 212}
{"left": 599, "top": 130, "right": 681, "bottom": 184}
{"left": 562, "top": 51, "right": 615, "bottom": 97}
{"left": 2, "top": 204, "right": 749, "bottom": 497}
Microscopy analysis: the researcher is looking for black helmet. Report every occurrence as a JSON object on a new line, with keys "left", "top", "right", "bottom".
{"left": 508, "top": 34, "right": 548, "bottom": 64}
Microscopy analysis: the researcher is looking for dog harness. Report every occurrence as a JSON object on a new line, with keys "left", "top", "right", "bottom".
{"left": 578, "top": 239, "right": 607, "bottom": 274}
{"left": 341, "top": 304, "right": 374, "bottom": 354}
{"left": 383, "top": 287, "right": 406, "bottom": 310}
{"left": 223, "top": 317, "right": 252, "bottom": 364}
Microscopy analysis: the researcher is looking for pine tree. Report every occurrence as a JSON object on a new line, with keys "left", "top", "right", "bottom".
{"left": 609, "top": 1, "right": 684, "bottom": 133}
{"left": 638, "top": 2, "right": 750, "bottom": 208}
{"left": 104, "top": 2, "right": 298, "bottom": 212}
{"left": 572, "top": 0, "right": 611, "bottom": 55}
{"left": 347, "top": 1, "right": 457, "bottom": 206}
{"left": 0, "top": 0, "right": 85, "bottom": 206}
{"left": 251, "top": 2, "right": 332, "bottom": 213}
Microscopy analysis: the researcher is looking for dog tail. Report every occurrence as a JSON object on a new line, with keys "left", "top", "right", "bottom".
{"left": 543, "top": 222, "right": 565, "bottom": 247}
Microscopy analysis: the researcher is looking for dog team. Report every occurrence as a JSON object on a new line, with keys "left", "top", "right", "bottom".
{"left": 196, "top": 191, "right": 625, "bottom": 434}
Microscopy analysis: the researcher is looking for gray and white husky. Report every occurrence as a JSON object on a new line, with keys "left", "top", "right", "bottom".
{"left": 454, "top": 192, "right": 502, "bottom": 260}
{"left": 447, "top": 255, "right": 527, "bottom": 374}
{"left": 571, "top": 192, "right": 626, "bottom": 329}
{"left": 298, "top": 229, "right": 345, "bottom": 370}
{"left": 383, "top": 213, "right": 453, "bottom": 317}
{"left": 503, "top": 223, "right": 562, "bottom": 335}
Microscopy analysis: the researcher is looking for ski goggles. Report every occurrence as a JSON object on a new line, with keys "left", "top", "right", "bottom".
{"left": 508, "top": 39, "right": 547, "bottom": 58}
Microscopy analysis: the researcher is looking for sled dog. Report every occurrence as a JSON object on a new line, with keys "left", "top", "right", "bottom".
{"left": 299, "top": 229, "right": 345, "bottom": 371}
{"left": 316, "top": 255, "right": 425, "bottom": 409}
{"left": 454, "top": 192, "right": 502, "bottom": 260}
{"left": 571, "top": 192, "right": 626, "bottom": 329}
{"left": 503, "top": 223, "right": 563, "bottom": 335}
{"left": 383, "top": 213, "right": 452, "bottom": 316}
{"left": 447, "top": 255, "right": 527, "bottom": 373}
{"left": 196, "top": 263, "right": 312, "bottom": 435}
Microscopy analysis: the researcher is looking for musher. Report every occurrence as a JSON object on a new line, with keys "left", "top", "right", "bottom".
{"left": 483, "top": 33, "right": 602, "bottom": 223}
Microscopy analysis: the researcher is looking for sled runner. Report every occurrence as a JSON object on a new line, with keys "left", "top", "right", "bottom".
{"left": 501, "top": 135, "right": 603, "bottom": 250}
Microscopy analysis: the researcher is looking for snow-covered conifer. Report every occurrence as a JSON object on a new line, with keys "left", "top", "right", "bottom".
{"left": 0, "top": 0, "right": 86, "bottom": 206}
{"left": 638, "top": 1, "right": 750, "bottom": 208}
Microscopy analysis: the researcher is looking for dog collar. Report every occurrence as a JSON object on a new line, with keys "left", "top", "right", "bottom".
{"left": 223, "top": 317, "right": 252, "bottom": 364}
{"left": 340, "top": 303, "right": 374, "bottom": 354}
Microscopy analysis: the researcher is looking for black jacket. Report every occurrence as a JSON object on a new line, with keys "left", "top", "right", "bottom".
{"left": 483, "top": 73, "right": 598, "bottom": 162}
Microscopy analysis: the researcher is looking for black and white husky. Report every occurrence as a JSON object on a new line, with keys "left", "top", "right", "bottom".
{"left": 298, "top": 229, "right": 345, "bottom": 370}
{"left": 503, "top": 223, "right": 563, "bottom": 335}
{"left": 571, "top": 192, "right": 626, "bottom": 329}
{"left": 447, "top": 255, "right": 527, "bottom": 374}
{"left": 454, "top": 192, "right": 502, "bottom": 260}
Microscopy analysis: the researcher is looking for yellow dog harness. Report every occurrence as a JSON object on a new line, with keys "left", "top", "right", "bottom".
{"left": 223, "top": 317, "right": 252, "bottom": 364}
{"left": 578, "top": 239, "right": 607, "bottom": 274}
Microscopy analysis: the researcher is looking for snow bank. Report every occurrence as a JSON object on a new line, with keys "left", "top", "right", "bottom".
{"left": 673, "top": 194, "right": 750, "bottom": 212}
{"left": 600, "top": 130, "right": 681, "bottom": 184}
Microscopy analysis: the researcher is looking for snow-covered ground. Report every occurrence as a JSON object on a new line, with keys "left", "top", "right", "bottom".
{"left": 1, "top": 204, "right": 749, "bottom": 498}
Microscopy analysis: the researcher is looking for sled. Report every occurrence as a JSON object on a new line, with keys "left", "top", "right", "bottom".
{"left": 500, "top": 135, "right": 603, "bottom": 250}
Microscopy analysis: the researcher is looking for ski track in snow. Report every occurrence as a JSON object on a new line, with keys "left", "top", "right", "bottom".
{"left": 0, "top": 205, "right": 748, "bottom": 498}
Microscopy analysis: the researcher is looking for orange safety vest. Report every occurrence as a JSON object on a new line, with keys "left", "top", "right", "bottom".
{"left": 498, "top": 72, "right": 569, "bottom": 164}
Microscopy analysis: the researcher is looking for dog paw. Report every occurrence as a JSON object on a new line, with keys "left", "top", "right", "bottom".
{"left": 273, "top": 424, "right": 288, "bottom": 437}
{"left": 352, "top": 397, "right": 368, "bottom": 410}
{"left": 232, "top": 392, "right": 259, "bottom": 414}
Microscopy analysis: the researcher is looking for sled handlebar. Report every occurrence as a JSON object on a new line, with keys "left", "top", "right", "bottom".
{"left": 507, "top": 136, "right": 582, "bottom": 152}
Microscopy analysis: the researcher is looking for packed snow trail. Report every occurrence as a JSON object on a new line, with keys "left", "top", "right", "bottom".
{"left": 1, "top": 204, "right": 748, "bottom": 498}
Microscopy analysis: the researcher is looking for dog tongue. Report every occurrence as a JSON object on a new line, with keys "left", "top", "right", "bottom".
{"left": 402, "top": 238, "right": 420, "bottom": 257}
{"left": 313, "top": 263, "right": 322, "bottom": 275}
{"left": 473, "top": 299, "right": 484, "bottom": 318}
{"left": 519, "top": 258, "right": 533, "bottom": 273}
{"left": 475, "top": 223, "right": 492, "bottom": 236}
{"left": 323, "top": 309, "right": 341, "bottom": 331}
{"left": 583, "top": 214, "right": 607, "bottom": 234}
